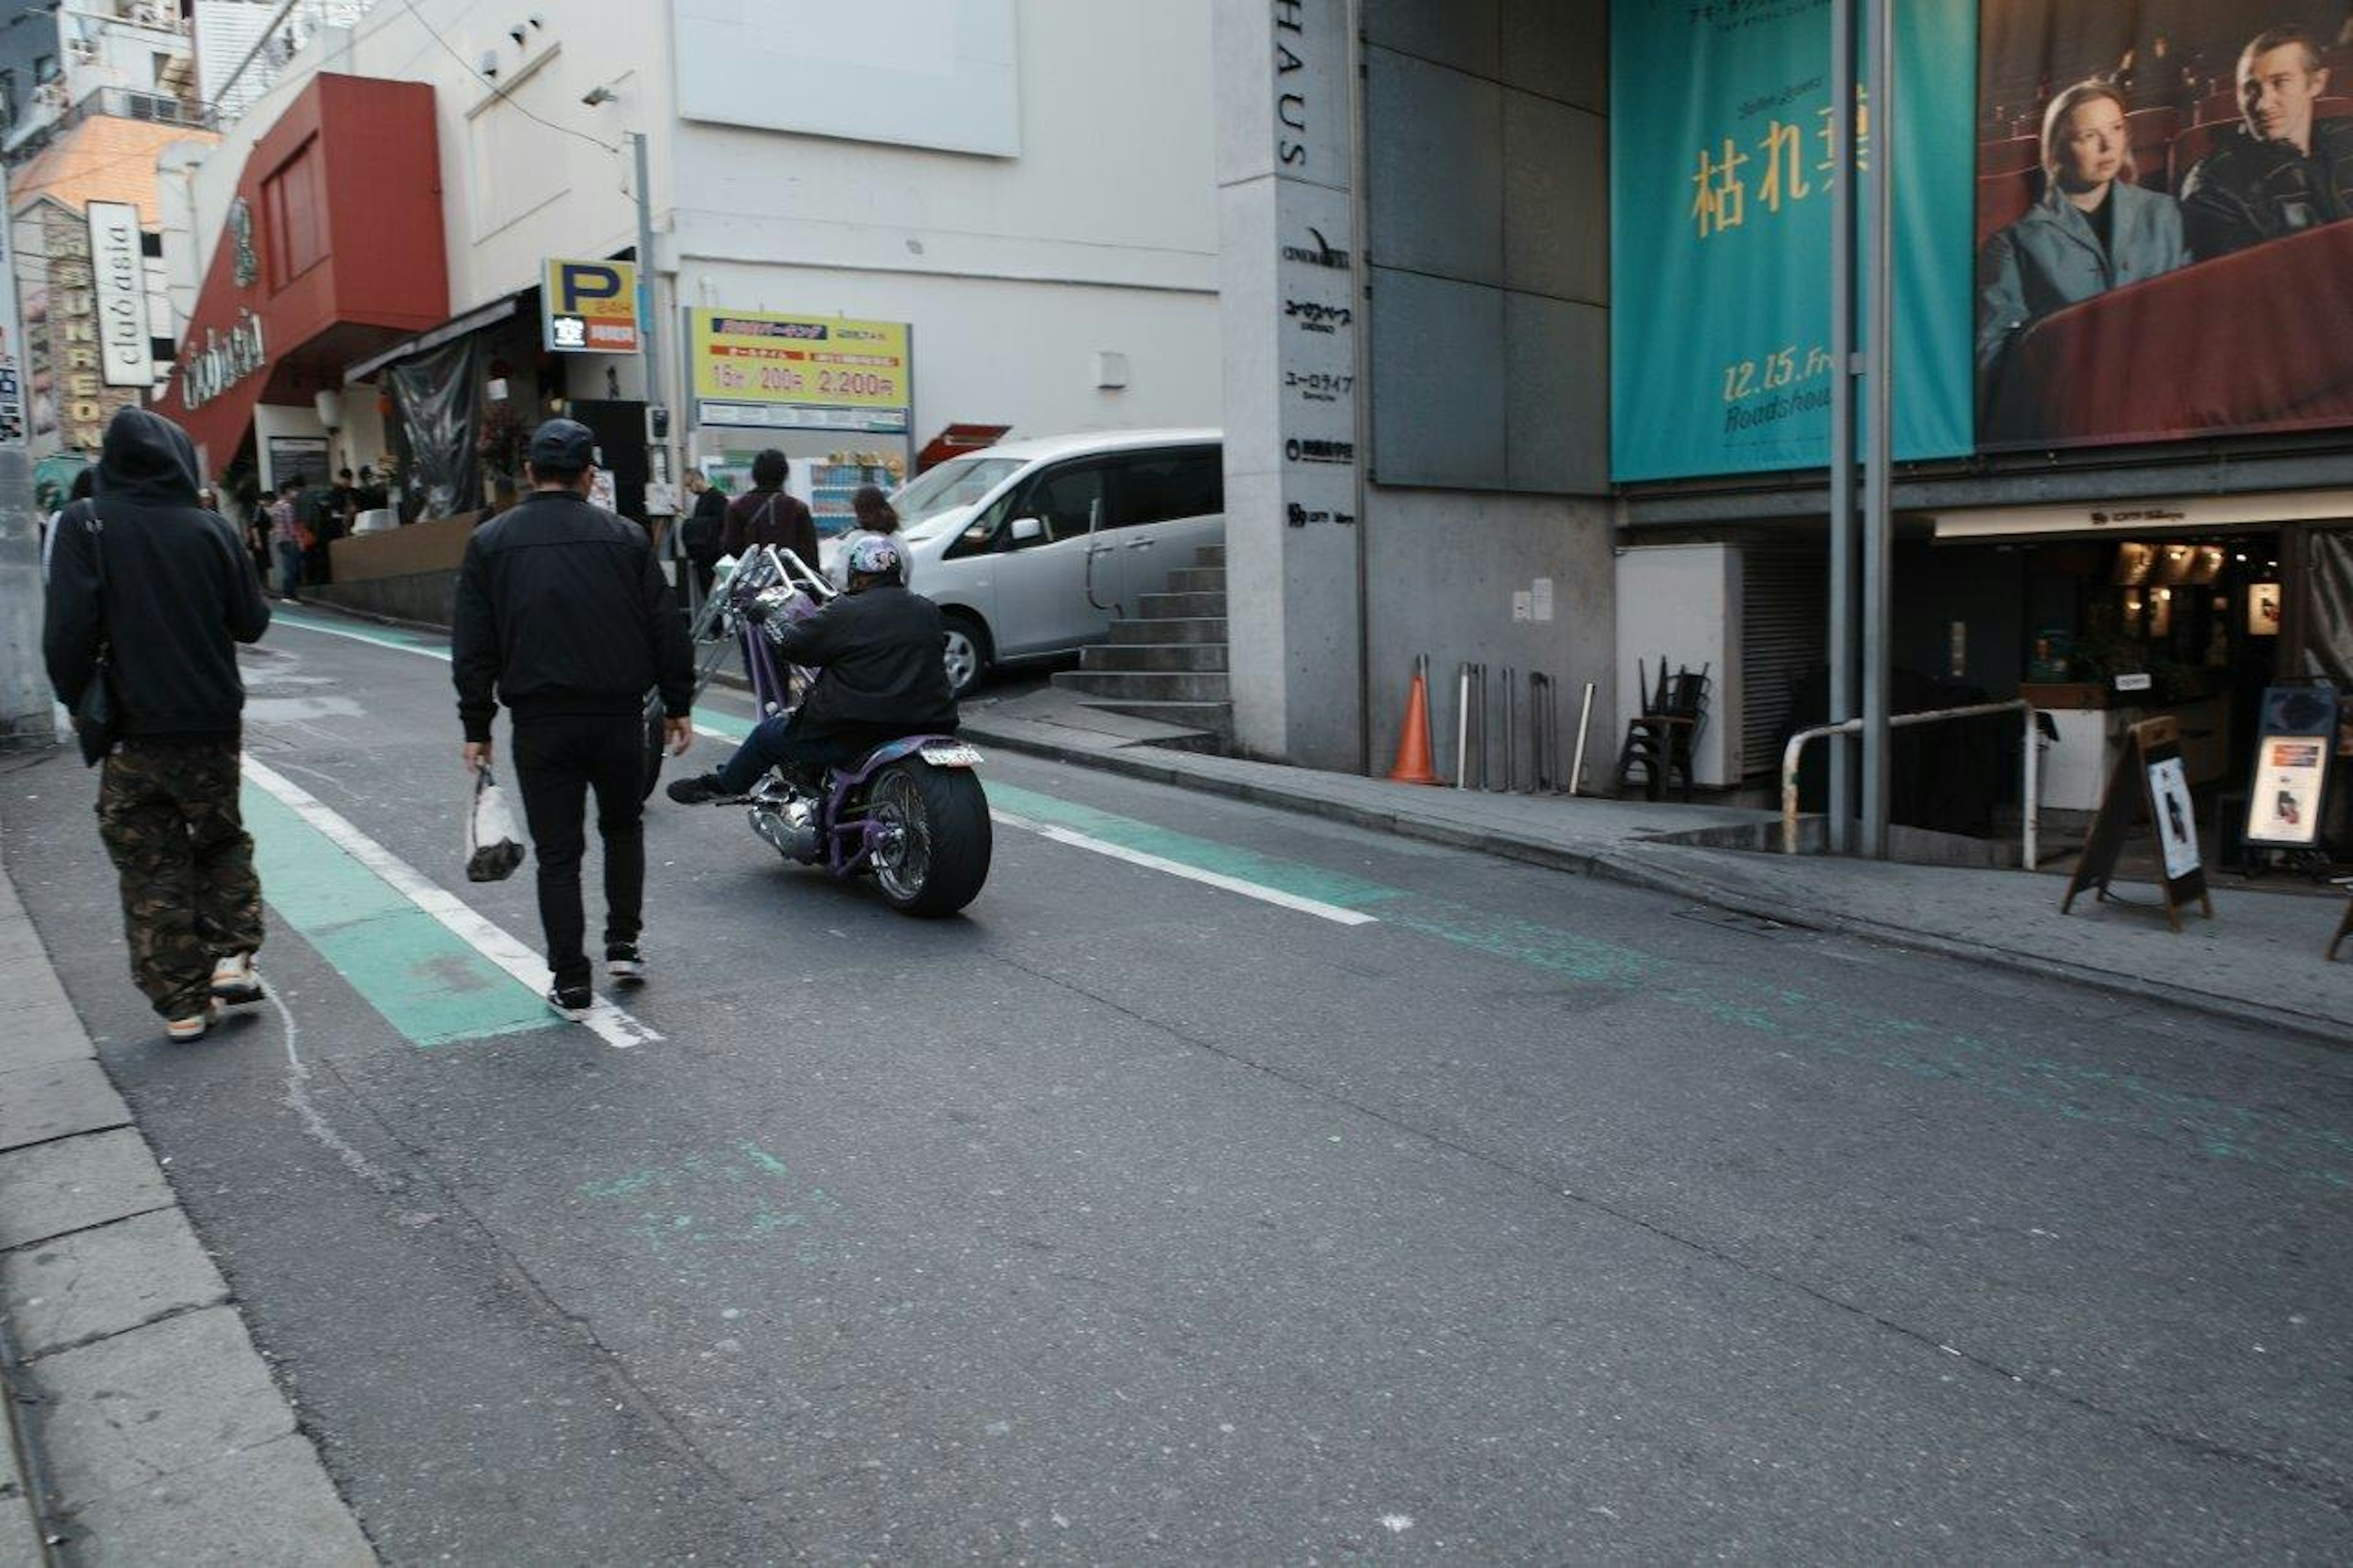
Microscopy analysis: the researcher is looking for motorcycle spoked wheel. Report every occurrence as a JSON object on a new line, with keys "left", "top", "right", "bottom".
{"left": 864, "top": 760, "right": 992, "bottom": 916}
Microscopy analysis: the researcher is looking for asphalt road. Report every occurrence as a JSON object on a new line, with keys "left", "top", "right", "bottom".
{"left": 4, "top": 609, "right": 2349, "bottom": 1563}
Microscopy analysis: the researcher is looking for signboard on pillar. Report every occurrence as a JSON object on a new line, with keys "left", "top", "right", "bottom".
{"left": 85, "top": 201, "right": 153, "bottom": 388}
{"left": 542, "top": 257, "right": 642, "bottom": 354}
{"left": 1216, "top": 0, "right": 1362, "bottom": 770}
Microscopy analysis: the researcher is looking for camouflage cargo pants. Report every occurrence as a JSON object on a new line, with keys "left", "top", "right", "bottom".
{"left": 95, "top": 739, "right": 264, "bottom": 1020}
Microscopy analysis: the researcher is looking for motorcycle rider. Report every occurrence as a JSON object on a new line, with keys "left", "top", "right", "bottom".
{"left": 666, "top": 535, "right": 957, "bottom": 803}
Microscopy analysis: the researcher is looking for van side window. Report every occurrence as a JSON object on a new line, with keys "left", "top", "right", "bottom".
{"left": 1018, "top": 461, "right": 1112, "bottom": 543}
{"left": 944, "top": 489, "right": 1019, "bottom": 560}
{"left": 1111, "top": 447, "right": 1223, "bottom": 528}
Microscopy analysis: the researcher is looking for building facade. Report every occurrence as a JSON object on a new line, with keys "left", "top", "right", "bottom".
{"left": 156, "top": 0, "right": 1221, "bottom": 534}
{"left": 1214, "top": 0, "right": 2352, "bottom": 866}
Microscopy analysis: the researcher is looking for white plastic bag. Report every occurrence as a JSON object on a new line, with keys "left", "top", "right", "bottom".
{"left": 465, "top": 767, "right": 526, "bottom": 882}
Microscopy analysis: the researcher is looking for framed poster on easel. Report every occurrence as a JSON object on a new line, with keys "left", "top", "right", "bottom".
{"left": 2243, "top": 681, "right": 2338, "bottom": 852}
{"left": 2061, "top": 715, "right": 2215, "bottom": 933}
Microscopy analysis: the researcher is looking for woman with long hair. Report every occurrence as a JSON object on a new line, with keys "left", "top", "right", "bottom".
{"left": 830, "top": 483, "right": 915, "bottom": 590}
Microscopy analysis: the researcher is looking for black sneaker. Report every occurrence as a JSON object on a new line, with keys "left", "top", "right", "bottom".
{"left": 546, "top": 983, "right": 594, "bottom": 1020}
{"left": 607, "top": 943, "right": 646, "bottom": 987}
{"left": 665, "top": 773, "right": 738, "bottom": 806}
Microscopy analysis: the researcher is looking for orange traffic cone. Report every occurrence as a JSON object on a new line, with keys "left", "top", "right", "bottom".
{"left": 1387, "top": 656, "right": 1441, "bottom": 786}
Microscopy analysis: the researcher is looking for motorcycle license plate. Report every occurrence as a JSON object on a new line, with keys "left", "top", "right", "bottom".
{"left": 920, "top": 743, "right": 983, "bottom": 767}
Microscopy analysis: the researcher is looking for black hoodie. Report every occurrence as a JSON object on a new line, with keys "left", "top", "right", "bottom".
{"left": 44, "top": 408, "right": 270, "bottom": 740}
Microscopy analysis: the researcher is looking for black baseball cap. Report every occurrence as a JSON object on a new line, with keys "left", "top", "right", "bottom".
{"left": 528, "top": 417, "right": 596, "bottom": 472}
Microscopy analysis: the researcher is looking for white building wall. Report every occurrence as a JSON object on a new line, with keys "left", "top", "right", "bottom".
{"left": 165, "top": 0, "right": 1218, "bottom": 478}
{"left": 668, "top": 0, "right": 1218, "bottom": 448}
{"left": 1613, "top": 545, "right": 1741, "bottom": 790}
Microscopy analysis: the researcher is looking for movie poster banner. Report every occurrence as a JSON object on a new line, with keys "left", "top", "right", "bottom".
{"left": 1609, "top": 0, "right": 1977, "bottom": 482}
{"left": 1974, "top": 1, "right": 2353, "bottom": 449}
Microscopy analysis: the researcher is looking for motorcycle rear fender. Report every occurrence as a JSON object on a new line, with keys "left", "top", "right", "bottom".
{"left": 831, "top": 734, "right": 965, "bottom": 789}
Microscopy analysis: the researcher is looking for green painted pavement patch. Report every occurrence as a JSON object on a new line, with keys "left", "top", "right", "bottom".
{"left": 987, "top": 780, "right": 1400, "bottom": 912}
{"left": 576, "top": 1141, "right": 845, "bottom": 1273}
{"left": 243, "top": 785, "right": 559, "bottom": 1048}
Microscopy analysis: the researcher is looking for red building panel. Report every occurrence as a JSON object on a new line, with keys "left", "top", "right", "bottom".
{"left": 156, "top": 75, "right": 449, "bottom": 472}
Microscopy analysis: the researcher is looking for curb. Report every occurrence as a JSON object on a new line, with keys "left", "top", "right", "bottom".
{"left": 960, "top": 718, "right": 2353, "bottom": 1052}
{"left": 0, "top": 810, "right": 379, "bottom": 1563}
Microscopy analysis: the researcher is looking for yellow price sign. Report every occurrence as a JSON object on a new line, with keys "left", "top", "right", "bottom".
{"left": 689, "top": 308, "right": 910, "bottom": 433}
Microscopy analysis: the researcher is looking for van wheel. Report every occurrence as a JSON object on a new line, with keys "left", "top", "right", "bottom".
{"left": 941, "top": 611, "right": 989, "bottom": 699}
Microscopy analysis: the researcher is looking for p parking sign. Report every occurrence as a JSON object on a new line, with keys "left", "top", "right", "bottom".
{"left": 542, "top": 257, "right": 641, "bottom": 354}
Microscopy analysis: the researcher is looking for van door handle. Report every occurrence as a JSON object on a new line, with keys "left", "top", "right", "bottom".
{"left": 1126, "top": 538, "right": 1155, "bottom": 550}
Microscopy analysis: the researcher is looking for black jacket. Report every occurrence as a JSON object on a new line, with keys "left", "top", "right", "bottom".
{"left": 721, "top": 488, "right": 821, "bottom": 570}
{"left": 452, "top": 490, "right": 694, "bottom": 741}
{"left": 2180, "top": 118, "right": 2353, "bottom": 259}
{"left": 681, "top": 487, "right": 728, "bottom": 564}
{"left": 44, "top": 408, "right": 269, "bottom": 739}
{"left": 774, "top": 584, "right": 957, "bottom": 741}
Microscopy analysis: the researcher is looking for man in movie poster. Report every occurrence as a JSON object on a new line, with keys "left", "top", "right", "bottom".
{"left": 1975, "top": 2, "right": 2353, "bottom": 447}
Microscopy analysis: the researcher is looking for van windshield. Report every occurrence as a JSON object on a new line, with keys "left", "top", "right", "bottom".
{"left": 895, "top": 457, "right": 1024, "bottom": 535}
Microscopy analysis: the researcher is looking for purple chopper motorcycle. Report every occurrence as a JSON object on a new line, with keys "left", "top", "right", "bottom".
{"left": 644, "top": 544, "right": 991, "bottom": 917}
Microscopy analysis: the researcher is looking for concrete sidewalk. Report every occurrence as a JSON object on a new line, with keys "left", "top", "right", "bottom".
{"left": 959, "top": 688, "right": 2353, "bottom": 1047}
{"left": 0, "top": 787, "right": 375, "bottom": 1566}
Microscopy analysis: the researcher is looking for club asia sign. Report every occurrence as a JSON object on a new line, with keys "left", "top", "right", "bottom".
{"left": 178, "top": 309, "right": 267, "bottom": 411}
{"left": 85, "top": 201, "right": 153, "bottom": 389}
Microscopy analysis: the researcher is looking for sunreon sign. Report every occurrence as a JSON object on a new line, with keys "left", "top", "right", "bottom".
{"left": 180, "top": 310, "right": 266, "bottom": 411}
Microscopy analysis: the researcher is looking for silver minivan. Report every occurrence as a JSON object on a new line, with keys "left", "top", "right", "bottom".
{"left": 851, "top": 428, "right": 1224, "bottom": 696}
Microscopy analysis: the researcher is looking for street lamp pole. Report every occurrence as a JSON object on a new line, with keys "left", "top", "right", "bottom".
{"left": 1859, "top": 0, "right": 1895, "bottom": 857}
{"left": 632, "top": 130, "right": 672, "bottom": 521}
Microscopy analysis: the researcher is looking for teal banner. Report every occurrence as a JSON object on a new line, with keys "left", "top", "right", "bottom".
{"left": 1609, "top": 0, "right": 1978, "bottom": 482}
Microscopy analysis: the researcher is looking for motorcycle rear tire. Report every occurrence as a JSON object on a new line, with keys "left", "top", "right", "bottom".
{"left": 870, "top": 760, "right": 991, "bottom": 917}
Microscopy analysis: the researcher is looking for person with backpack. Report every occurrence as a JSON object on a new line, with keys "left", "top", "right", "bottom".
{"left": 719, "top": 448, "right": 820, "bottom": 572}
{"left": 680, "top": 468, "right": 729, "bottom": 603}
{"left": 44, "top": 408, "right": 272, "bottom": 1042}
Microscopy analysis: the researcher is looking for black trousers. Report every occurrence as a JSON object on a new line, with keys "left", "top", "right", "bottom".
{"left": 510, "top": 713, "right": 645, "bottom": 989}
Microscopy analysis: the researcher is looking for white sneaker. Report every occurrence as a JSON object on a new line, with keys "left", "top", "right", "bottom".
{"left": 211, "top": 954, "right": 263, "bottom": 1006}
{"left": 166, "top": 1002, "right": 220, "bottom": 1042}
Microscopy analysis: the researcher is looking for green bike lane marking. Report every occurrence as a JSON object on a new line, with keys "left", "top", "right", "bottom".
{"left": 262, "top": 612, "right": 2347, "bottom": 1184}
{"left": 241, "top": 783, "right": 562, "bottom": 1048}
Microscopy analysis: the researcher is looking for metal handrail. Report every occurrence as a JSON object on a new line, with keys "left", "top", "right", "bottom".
{"left": 1781, "top": 699, "right": 2039, "bottom": 863}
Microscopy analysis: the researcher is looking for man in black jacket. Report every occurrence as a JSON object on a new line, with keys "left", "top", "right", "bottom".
{"left": 452, "top": 419, "right": 695, "bottom": 1017}
{"left": 45, "top": 407, "right": 271, "bottom": 1042}
{"left": 667, "top": 534, "right": 955, "bottom": 804}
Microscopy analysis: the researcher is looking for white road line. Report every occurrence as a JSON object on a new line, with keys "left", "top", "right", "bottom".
{"left": 270, "top": 614, "right": 1368, "bottom": 928}
{"left": 992, "top": 811, "right": 1379, "bottom": 926}
{"left": 242, "top": 757, "right": 661, "bottom": 1049}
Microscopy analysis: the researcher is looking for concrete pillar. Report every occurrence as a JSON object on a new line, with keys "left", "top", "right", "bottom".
{"left": 1214, "top": 0, "right": 1364, "bottom": 769}
{"left": 0, "top": 150, "right": 51, "bottom": 751}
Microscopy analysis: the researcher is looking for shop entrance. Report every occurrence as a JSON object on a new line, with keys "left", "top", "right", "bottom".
{"left": 1914, "top": 523, "right": 2347, "bottom": 880}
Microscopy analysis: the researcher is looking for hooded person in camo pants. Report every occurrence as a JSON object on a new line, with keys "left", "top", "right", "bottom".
{"left": 44, "top": 407, "right": 273, "bottom": 1042}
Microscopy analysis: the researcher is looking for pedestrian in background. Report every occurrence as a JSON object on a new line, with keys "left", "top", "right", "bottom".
{"left": 828, "top": 484, "right": 915, "bottom": 591}
{"left": 721, "top": 447, "right": 820, "bottom": 571}
{"left": 40, "top": 466, "right": 94, "bottom": 583}
{"left": 680, "top": 467, "right": 729, "bottom": 604}
{"left": 266, "top": 488, "right": 302, "bottom": 600}
{"left": 43, "top": 408, "right": 272, "bottom": 1042}
{"left": 452, "top": 418, "right": 695, "bottom": 1019}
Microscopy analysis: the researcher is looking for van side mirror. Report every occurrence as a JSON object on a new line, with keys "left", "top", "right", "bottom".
{"left": 1008, "top": 516, "right": 1045, "bottom": 545}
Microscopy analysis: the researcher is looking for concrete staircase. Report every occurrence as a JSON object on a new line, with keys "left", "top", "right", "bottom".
{"left": 1049, "top": 542, "right": 1233, "bottom": 748}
